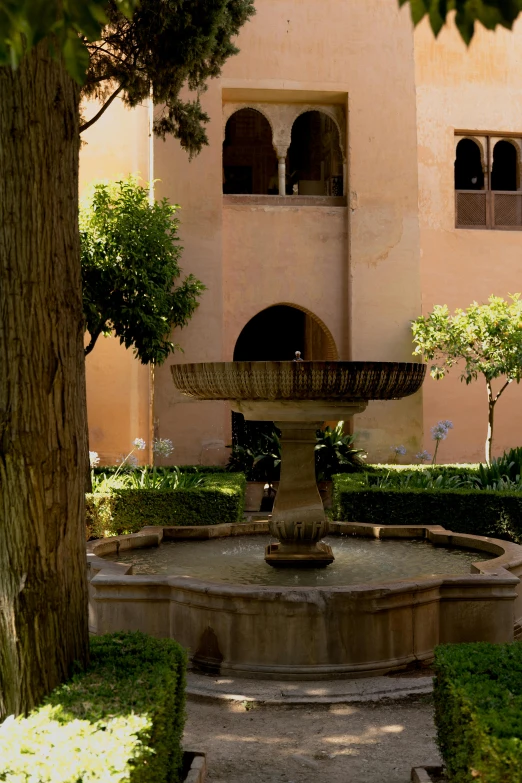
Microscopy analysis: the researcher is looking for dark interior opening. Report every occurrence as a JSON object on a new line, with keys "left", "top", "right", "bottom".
{"left": 491, "top": 140, "right": 518, "bottom": 191}
{"left": 232, "top": 305, "right": 306, "bottom": 449}
{"left": 223, "top": 108, "right": 279, "bottom": 195}
{"left": 233, "top": 305, "right": 306, "bottom": 363}
{"left": 454, "top": 138, "right": 484, "bottom": 190}
{"left": 287, "top": 111, "right": 343, "bottom": 196}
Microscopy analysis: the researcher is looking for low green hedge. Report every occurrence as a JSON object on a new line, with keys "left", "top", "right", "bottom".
{"left": 92, "top": 464, "right": 227, "bottom": 476}
{"left": 434, "top": 643, "right": 522, "bottom": 783}
{"left": 332, "top": 474, "right": 522, "bottom": 542}
{"left": 86, "top": 473, "right": 246, "bottom": 538}
{"left": 0, "top": 632, "right": 186, "bottom": 783}
{"left": 366, "top": 463, "right": 480, "bottom": 478}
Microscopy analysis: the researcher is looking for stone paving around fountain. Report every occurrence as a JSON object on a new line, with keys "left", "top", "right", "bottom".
{"left": 186, "top": 670, "right": 433, "bottom": 705}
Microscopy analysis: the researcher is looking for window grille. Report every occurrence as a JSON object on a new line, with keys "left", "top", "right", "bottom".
{"left": 455, "top": 133, "right": 522, "bottom": 230}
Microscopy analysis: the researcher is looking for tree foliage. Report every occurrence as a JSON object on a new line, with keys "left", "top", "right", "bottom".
{"left": 399, "top": 0, "right": 522, "bottom": 44}
{"left": 0, "top": 0, "right": 138, "bottom": 81}
{"left": 81, "top": 0, "right": 256, "bottom": 155}
{"left": 0, "top": 0, "right": 255, "bottom": 154}
{"left": 412, "top": 295, "right": 522, "bottom": 462}
{"left": 81, "top": 178, "right": 205, "bottom": 364}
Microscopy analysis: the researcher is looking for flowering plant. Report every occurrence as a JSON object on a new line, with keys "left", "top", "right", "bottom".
{"left": 430, "top": 420, "right": 453, "bottom": 464}
{"left": 153, "top": 438, "right": 174, "bottom": 459}
{"left": 415, "top": 450, "right": 432, "bottom": 463}
{"left": 390, "top": 445, "right": 406, "bottom": 464}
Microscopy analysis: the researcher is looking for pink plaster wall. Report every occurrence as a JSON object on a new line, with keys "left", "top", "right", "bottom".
{"left": 415, "top": 19, "right": 522, "bottom": 462}
{"left": 80, "top": 99, "right": 152, "bottom": 465}
{"left": 151, "top": 0, "right": 424, "bottom": 464}
{"left": 222, "top": 205, "right": 348, "bottom": 359}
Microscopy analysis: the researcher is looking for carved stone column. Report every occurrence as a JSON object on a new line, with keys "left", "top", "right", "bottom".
{"left": 278, "top": 157, "right": 286, "bottom": 196}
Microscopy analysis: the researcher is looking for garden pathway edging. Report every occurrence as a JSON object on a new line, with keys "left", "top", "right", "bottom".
{"left": 186, "top": 671, "right": 433, "bottom": 705}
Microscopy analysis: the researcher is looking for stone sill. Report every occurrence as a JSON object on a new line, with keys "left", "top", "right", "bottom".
{"left": 223, "top": 194, "right": 347, "bottom": 207}
{"left": 183, "top": 750, "right": 207, "bottom": 783}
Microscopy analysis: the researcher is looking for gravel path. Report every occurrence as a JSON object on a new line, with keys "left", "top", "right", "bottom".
{"left": 184, "top": 696, "right": 440, "bottom": 783}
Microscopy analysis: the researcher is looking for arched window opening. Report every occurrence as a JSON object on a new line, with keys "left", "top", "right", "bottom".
{"left": 454, "top": 139, "right": 484, "bottom": 190}
{"left": 222, "top": 108, "right": 278, "bottom": 195}
{"left": 287, "top": 111, "right": 343, "bottom": 197}
{"left": 491, "top": 140, "right": 518, "bottom": 191}
{"left": 232, "top": 304, "right": 337, "bottom": 448}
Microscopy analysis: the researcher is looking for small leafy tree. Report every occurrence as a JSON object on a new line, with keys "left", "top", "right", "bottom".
{"left": 81, "top": 178, "right": 205, "bottom": 364}
{"left": 412, "top": 295, "right": 522, "bottom": 464}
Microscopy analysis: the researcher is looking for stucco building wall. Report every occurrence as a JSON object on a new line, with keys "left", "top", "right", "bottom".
{"left": 80, "top": 1, "right": 522, "bottom": 466}
{"left": 80, "top": 99, "right": 152, "bottom": 464}
{"left": 150, "top": 0, "right": 423, "bottom": 464}
{"left": 414, "top": 19, "right": 522, "bottom": 462}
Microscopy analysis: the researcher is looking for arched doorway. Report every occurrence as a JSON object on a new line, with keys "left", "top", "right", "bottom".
{"left": 232, "top": 304, "right": 337, "bottom": 447}
{"left": 222, "top": 108, "right": 278, "bottom": 195}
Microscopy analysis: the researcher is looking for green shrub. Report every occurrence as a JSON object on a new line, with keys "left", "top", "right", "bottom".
{"left": 92, "top": 464, "right": 227, "bottom": 476}
{"left": 434, "top": 643, "right": 522, "bottom": 783}
{"left": 0, "top": 632, "right": 187, "bottom": 783}
{"left": 226, "top": 423, "right": 366, "bottom": 481}
{"left": 365, "top": 463, "right": 480, "bottom": 478}
{"left": 332, "top": 475, "right": 522, "bottom": 542}
{"left": 86, "top": 473, "right": 246, "bottom": 538}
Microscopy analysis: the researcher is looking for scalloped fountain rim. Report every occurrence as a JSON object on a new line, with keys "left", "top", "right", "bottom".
{"left": 170, "top": 361, "right": 426, "bottom": 401}
{"left": 87, "top": 522, "right": 522, "bottom": 679}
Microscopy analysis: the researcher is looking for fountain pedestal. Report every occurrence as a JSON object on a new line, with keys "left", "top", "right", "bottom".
{"left": 231, "top": 399, "right": 368, "bottom": 567}
{"left": 266, "top": 421, "right": 332, "bottom": 568}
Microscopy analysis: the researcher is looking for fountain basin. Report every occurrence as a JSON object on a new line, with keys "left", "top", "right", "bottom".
{"left": 171, "top": 360, "right": 426, "bottom": 568}
{"left": 87, "top": 522, "right": 522, "bottom": 679}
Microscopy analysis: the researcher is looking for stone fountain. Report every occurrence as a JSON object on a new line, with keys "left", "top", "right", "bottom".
{"left": 170, "top": 359, "right": 426, "bottom": 568}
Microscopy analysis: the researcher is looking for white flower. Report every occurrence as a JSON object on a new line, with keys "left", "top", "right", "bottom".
{"left": 132, "top": 438, "right": 146, "bottom": 451}
{"left": 153, "top": 438, "right": 174, "bottom": 458}
{"left": 89, "top": 451, "right": 100, "bottom": 468}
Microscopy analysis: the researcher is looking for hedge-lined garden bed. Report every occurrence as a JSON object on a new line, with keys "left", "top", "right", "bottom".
{"left": 0, "top": 632, "right": 187, "bottom": 783}
{"left": 434, "top": 643, "right": 522, "bottom": 783}
{"left": 332, "top": 474, "right": 522, "bottom": 542}
{"left": 86, "top": 473, "right": 246, "bottom": 539}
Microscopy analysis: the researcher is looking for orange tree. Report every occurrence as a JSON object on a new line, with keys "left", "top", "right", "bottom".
{"left": 412, "top": 295, "right": 522, "bottom": 464}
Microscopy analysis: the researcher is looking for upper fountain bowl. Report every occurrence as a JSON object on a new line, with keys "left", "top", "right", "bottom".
{"left": 171, "top": 361, "right": 426, "bottom": 421}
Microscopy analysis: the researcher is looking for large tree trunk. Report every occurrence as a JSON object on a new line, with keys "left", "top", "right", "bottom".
{"left": 0, "top": 43, "right": 89, "bottom": 719}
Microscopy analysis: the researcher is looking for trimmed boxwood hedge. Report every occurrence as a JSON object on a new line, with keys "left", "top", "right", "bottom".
{"left": 0, "top": 632, "right": 187, "bottom": 783}
{"left": 366, "top": 463, "right": 480, "bottom": 477}
{"left": 92, "top": 464, "right": 228, "bottom": 476}
{"left": 86, "top": 473, "right": 246, "bottom": 539}
{"left": 434, "top": 643, "right": 522, "bottom": 783}
{"left": 332, "top": 474, "right": 522, "bottom": 542}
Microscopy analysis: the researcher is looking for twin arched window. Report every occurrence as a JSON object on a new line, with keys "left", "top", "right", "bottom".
{"left": 454, "top": 135, "right": 521, "bottom": 228}
{"left": 223, "top": 108, "right": 344, "bottom": 196}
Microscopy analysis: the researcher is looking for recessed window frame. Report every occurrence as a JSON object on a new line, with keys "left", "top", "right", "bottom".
{"left": 455, "top": 130, "right": 522, "bottom": 231}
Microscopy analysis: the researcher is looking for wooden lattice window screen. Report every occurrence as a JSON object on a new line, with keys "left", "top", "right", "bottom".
{"left": 455, "top": 192, "right": 487, "bottom": 228}
{"left": 492, "top": 192, "right": 522, "bottom": 228}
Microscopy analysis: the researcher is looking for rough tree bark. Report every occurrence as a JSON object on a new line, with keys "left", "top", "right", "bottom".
{"left": 0, "top": 43, "right": 89, "bottom": 719}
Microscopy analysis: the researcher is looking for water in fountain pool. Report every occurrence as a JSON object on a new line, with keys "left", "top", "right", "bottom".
{"left": 103, "top": 534, "right": 493, "bottom": 587}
